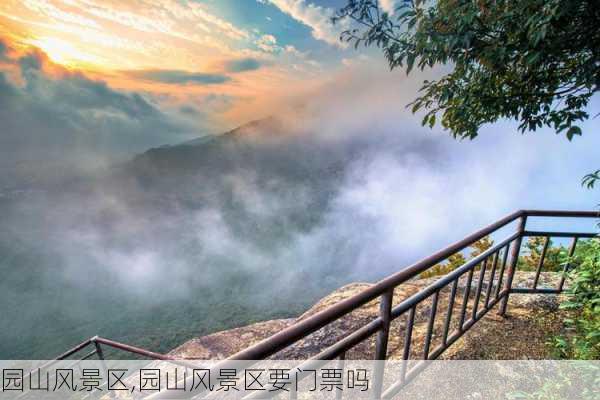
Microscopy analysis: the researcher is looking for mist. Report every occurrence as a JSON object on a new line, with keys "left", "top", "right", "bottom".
{"left": 1, "top": 59, "right": 599, "bottom": 359}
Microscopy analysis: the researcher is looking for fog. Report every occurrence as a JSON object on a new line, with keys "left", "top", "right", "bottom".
{"left": 1, "top": 53, "right": 599, "bottom": 358}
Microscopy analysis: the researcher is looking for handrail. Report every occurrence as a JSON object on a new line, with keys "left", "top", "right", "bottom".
{"left": 34, "top": 209, "right": 598, "bottom": 400}
{"left": 223, "top": 210, "right": 526, "bottom": 361}
{"left": 390, "top": 231, "right": 519, "bottom": 319}
{"left": 522, "top": 210, "right": 599, "bottom": 218}
{"left": 93, "top": 336, "right": 175, "bottom": 361}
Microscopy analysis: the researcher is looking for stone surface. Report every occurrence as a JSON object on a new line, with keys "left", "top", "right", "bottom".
{"left": 168, "top": 272, "right": 565, "bottom": 361}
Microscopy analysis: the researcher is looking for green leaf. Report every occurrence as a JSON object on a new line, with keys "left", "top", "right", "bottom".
{"left": 406, "top": 53, "right": 416, "bottom": 74}
{"left": 337, "top": 0, "right": 596, "bottom": 139}
{"left": 428, "top": 113, "right": 436, "bottom": 128}
{"left": 566, "top": 126, "right": 582, "bottom": 141}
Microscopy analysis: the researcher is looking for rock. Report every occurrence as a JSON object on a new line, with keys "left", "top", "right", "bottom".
{"left": 168, "top": 271, "right": 565, "bottom": 360}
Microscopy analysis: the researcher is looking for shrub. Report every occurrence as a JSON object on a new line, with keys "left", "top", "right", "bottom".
{"left": 551, "top": 239, "right": 600, "bottom": 359}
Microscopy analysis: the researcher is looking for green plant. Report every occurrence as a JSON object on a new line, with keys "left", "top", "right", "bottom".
{"left": 334, "top": 0, "right": 599, "bottom": 185}
{"left": 507, "top": 363, "right": 599, "bottom": 400}
{"left": 419, "top": 236, "right": 493, "bottom": 278}
{"left": 518, "top": 237, "right": 567, "bottom": 272}
{"left": 551, "top": 239, "right": 600, "bottom": 359}
{"left": 334, "top": 0, "right": 599, "bottom": 140}
{"left": 420, "top": 252, "right": 466, "bottom": 278}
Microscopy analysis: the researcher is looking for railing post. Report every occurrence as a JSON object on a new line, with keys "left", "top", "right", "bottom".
{"left": 558, "top": 237, "right": 579, "bottom": 292}
{"left": 499, "top": 215, "right": 527, "bottom": 317}
{"left": 373, "top": 289, "right": 393, "bottom": 399}
{"left": 92, "top": 337, "right": 115, "bottom": 399}
{"left": 92, "top": 337, "right": 105, "bottom": 360}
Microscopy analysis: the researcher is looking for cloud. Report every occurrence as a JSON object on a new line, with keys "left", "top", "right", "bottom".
{"left": 263, "top": 0, "right": 348, "bottom": 47}
{"left": 125, "top": 69, "right": 231, "bottom": 85}
{"left": 255, "top": 34, "right": 280, "bottom": 53}
{"left": 0, "top": 39, "right": 200, "bottom": 186}
{"left": 224, "top": 58, "right": 262, "bottom": 73}
{"left": 252, "top": 34, "right": 304, "bottom": 58}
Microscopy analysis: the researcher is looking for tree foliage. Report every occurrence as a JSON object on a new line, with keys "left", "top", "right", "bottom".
{"left": 333, "top": 0, "right": 599, "bottom": 140}
{"left": 420, "top": 235, "right": 493, "bottom": 278}
{"left": 519, "top": 237, "right": 564, "bottom": 272}
{"left": 582, "top": 170, "right": 600, "bottom": 189}
{"left": 469, "top": 235, "right": 493, "bottom": 258}
{"left": 420, "top": 252, "right": 466, "bottom": 278}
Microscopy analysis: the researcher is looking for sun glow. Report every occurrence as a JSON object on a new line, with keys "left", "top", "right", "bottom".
{"left": 28, "top": 37, "right": 102, "bottom": 67}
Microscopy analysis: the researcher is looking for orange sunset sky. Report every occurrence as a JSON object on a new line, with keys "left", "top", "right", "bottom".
{"left": 0, "top": 0, "right": 372, "bottom": 132}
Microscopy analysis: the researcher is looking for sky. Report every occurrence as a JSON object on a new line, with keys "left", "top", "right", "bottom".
{"left": 0, "top": 0, "right": 362, "bottom": 133}
{"left": 0, "top": 0, "right": 598, "bottom": 203}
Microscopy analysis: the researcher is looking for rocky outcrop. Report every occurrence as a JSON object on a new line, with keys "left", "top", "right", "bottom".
{"left": 169, "top": 272, "right": 565, "bottom": 360}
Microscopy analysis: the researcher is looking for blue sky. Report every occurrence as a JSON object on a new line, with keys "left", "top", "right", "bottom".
{"left": 0, "top": 0, "right": 383, "bottom": 133}
{"left": 0, "top": 0, "right": 598, "bottom": 215}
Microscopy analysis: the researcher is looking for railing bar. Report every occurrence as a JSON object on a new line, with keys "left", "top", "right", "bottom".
{"left": 64, "top": 350, "right": 98, "bottom": 370}
{"left": 94, "top": 336, "right": 172, "bottom": 360}
{"left": 402, "top": 307, "right": 416, "bottom": 362}
{"left": 499, "top": 215, "right": 527, "bottom": 316}
{"left": 383, "top": 358, "right": 432, "bottom": 399}
{"left": 522, "top": 210, "right": 599, "bottom": 218}
{"left": 484, "top": 251, "right": 499, "bottom": 309}
{"left": 403, "top": 360, "right": 432, "bottom": 387}
{"left": 533, "top": 237, "right": 551, "bottom": 289}
{"left": 55, "top": 338, "right": 94, "bottom": 361}
{"left": 91, "top": 340, "right": 113, "bottom": 400}
{"left": 375, "top": 289, "right": 394, "bottom": 360}
{"left": 22, "top": 338, "right": 94, "bottom": 382}
{"left": 81, "top": 350, "right": 99, "bottom": 361}
{"left": 458, "top": 268, "right": 474, "bottom": 330}
{"left": 95, "top": 337, "right": 200, "bottom": 370}
{"left": 522, "top": 231, "right": 598, "bottom": 238}
{"left": 423, "top": 291, "right": 439, "bottom": 360}
{"left": 310, "top": 318, "right": 384, "bottom": 361}
{"left": 400, "top": 306, "right": 416, "bottom": 384}
{"left": 472, "top": 259, "right": 488, "bottom": 320}
{"left": 558, "top": 237, "right": 579, "bottom": 291}
{"left": 494, "top": 244, "right": 510, "bottom": 300}
{"left": 373, "top": 289, "right": 394, "bottom": 399}
{"left": 511, "top": 288, "right": 561, "bottom": 294}
{"left": 442, "top": 278, "right": 458, "bottom": 346}
{"left": 390, "top": 232, "right": 519, "bottom": 320}
{"left": 474, "top": 291, "right": 505, "bottom": 323}
{"left": 434, "top": 292, "right": 507, "bottom": 361}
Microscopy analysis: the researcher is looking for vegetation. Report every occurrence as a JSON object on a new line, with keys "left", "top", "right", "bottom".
{"left": 509, "top": 240, "right": 600, "bottom": 399}
{"left": 551, "top": 239, "right": 600, "bottom": 359}
{"left": 583, "top": 170, "right": 600, "bottom": 190}
{"left": 334, "top": 0, "right": 599, "bottom": 141}
{"left": 420, "top": 252, "right": 467, "bottom": 278}
{"left": 420, "top": 236, "right": 492, "bottom": 278}
{"left": 518, "top": 237, "right": 565, "bottom": 272}
{"left": 507, "top": 363, "right": 599, "bottom": 400}
{"left": 469, "top": 235, "right": 493, "bottom": 258}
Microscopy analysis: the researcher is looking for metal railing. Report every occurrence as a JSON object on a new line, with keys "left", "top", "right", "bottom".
{"left": 40, "top": 209, "right": 599, "bottom": 399}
